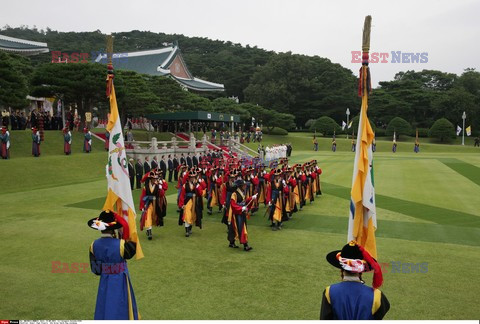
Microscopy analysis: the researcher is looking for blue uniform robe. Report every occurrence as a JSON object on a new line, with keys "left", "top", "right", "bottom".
{"left": 90, "top": 237, "right": 139, "bottom": 320}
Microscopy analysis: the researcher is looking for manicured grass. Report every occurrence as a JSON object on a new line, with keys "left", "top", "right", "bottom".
{"left": 0, "top": 131, "right": 479, "bottom": 319}
{"left": 244, "top": 132, "right": 480, "bottom": 154}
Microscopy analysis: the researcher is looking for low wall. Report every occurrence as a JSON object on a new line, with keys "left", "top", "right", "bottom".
{"left": 125, "top": 135, "right": 209, "bottom": 161}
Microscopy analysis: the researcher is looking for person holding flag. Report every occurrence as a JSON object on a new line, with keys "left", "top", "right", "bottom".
{"left": 63, "top": 124, "right": 72, "bottom": 155}
{"left": 0, "top": 126, "right": 10, "bottom": 159}
{"left": 87, "top": 210, "right": 140, "bottom": 320}
{"left": 104, "top": 129, "right": 110, "bottom": 151}
{"left": 332, "top": 132, "right": 337, "bottom": 152}
{"left": 414, "top": 129, "right": 420, "bottom": 153}
{"left": 83, "top": 127, "right": 92, "bottom": 153}
{"left": 32, "top": 127, "right": 41, "bottom": 157}
{"left": 392, "top": 132, "right": 397, "bottom": 153}
{"left": 351, "top": 133, "right": 356, "bottom": 152}
{"left": 90, "top": 41, "right": 144, "bottom": 316}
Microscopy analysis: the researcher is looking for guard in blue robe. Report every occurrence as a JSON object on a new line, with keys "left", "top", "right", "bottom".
{"left": 32, "top": 127, "right": 41, "bottom": 157}
{"left": 84, "top": 127, "right": 92, "bottom": 153}
{"left": 320, "top": 241, "right": 390, "bottom": 320}
{"left": 88, "top": 210, "right": 139, "bottom": 320}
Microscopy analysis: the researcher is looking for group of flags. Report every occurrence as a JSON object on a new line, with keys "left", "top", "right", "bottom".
{"left": 457, "top": 125, "right": 472, "bottom": 137}
{"left": 341, "top": 120, "right": 353, "bottom": 131}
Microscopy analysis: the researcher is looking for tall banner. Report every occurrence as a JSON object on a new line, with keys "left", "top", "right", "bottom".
{"left": 347, "top": 16, "right": 378, "bottom": 259}
{"left": 103, "top": 48, "right": 144, "bottom": 259}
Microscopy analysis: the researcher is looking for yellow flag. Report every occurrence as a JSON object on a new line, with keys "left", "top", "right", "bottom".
{"left": 103, "top": 84, "right": 144, "bottom": 259}
{"left": 347, "top": 16, "right": 377, "bottom": 258}
{"left": 466, "top": 126, "right": 472, "bottom": 137}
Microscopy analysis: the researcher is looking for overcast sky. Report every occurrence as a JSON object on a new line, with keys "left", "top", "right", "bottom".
{"left": 1, "top": 0, "right": 479, "bottom": 87}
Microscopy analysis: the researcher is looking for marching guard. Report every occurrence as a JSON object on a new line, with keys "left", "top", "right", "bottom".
{"left": 227, "top": 179, "right": 256, "bottom": 251}
{"left": 178, "top": 171, "right": 206, "bottom": 237}
{"left": 267, "top": 169, "right": 289, "bottom": 230}
{"left": 139, "top": 170, "right": 168, "bottom": 240}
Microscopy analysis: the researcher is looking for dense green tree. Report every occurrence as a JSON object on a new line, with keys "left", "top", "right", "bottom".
{"left": 148, "top": 76, "right": 191, "bottom": 110}
{"left": 244, "top": 52, "right": 357, "bottom": 127}
{"left": 428, "top": 118, "right": 455, "bottom": 142}
{"left": 30, "top": 62, "right": 105, "bottom": 117}
{"left": 0, "top": 52, "right": 32, "bottom": 109}
{"left": 310, "top": 116, "right": 341, "bottom": 136}
{"left": 114, "top": 70, "right": 160, "bottom": 121}
{"left": 211, "top": 98, "right": 250, "bottom": 123}
{"left": 386, "top": 117, "right": 412, "bottom": 138}
{"left": 431, "top": 87, "right": 478, "bottom": 132}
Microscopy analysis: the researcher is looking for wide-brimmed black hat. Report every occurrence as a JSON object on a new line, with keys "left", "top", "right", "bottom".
{"left": 326, "top": 241, "right": 367, "bottom": 270}
{"left": 326, "top": 241, "right": 383, "bottom": 289}
{"left": 274, "top": 168, "right": 283, "bottom": 176}
{"left": 87, "top": 210, "right": 123, "bottom": 231}
{"left": 234, "top": 179, "right": 245, "bottom": 187}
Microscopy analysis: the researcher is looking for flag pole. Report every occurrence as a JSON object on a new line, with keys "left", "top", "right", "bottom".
{"left": 348, "top": 15, "right": 378, "bottom": 259}
{"left": 103, "top": 34, "right": 144, "bottom": 259}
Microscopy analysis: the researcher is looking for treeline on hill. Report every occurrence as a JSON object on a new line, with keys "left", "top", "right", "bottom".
{"left": 1, "top": 26, "right": 480, "bottom": 136}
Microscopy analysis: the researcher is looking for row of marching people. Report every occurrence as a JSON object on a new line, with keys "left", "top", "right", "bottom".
{"left": 137, "top": 154, "right": 323, "bottom": 252}
{"left": 0, "top": 124, "right": 93, "bottom": 159}
{"left": 209, "top": 157, "right": 323, "bottom": 234}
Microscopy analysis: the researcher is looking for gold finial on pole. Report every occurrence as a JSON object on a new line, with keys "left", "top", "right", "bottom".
{"left": 362, "top": 15, "right": 372, "bottom": 53}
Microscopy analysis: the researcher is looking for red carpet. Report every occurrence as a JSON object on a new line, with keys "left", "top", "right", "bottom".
{"left": 94, "top": 133, "right": 107, "bottom": 141}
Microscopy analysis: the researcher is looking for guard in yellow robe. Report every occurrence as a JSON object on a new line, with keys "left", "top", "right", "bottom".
{"left": 178, "top": 172, "right": 206, "bottom": 237}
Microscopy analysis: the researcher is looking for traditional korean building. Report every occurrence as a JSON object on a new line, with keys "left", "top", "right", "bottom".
{"left": 95, "top": 42, "right": 224, "bottom": 92}
{"left": 0, "top": 34, "right": 49, "bottom": 56}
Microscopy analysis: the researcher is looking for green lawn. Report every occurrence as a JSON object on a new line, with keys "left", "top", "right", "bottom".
{"left": 0, "top": 131, "right": 479, "bottom": 319}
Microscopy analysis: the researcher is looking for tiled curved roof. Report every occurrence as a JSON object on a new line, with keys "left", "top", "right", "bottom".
{"left": 95, "top": 45, "right": 224, "bottom": 92}
{"left": 0, "top": 34, "right": 49, "bottom": 55}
